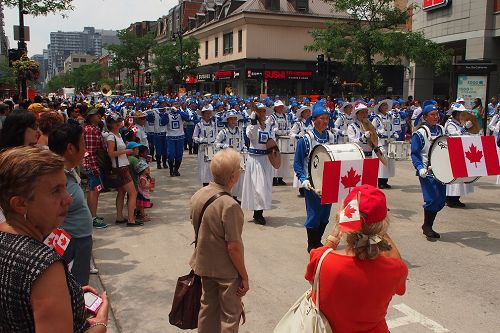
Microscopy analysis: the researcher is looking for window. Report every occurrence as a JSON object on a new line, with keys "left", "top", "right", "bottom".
{"left": 73, "top": 58, "right": 79, "bottom": 62}
{"left": 81, "top": 58, "right": 86, "bottom": 62}
{"left": 495, "top": 0, "right": 500, "bottom": 13}
{"left": 238, "top": 30, "right": 242, "bottom": 52}
{"left": 223, "top": 32, "right": 233, "bottom": 55}
{"left": 265, "top": 0, "right": 280, "bottom": 11}
{"left": 205, "top": 40, "right": 209, "bottom": 59}
{"left": 215, "top": 37, "right": 219, "bottom": 57}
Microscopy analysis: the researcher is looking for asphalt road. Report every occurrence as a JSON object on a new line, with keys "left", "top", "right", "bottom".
{"left": 91, "top": 154, "right": 500, "bottom": 333}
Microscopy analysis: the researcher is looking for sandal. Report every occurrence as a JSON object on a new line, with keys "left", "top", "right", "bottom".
{"left": 139, "top": 215, "right": 151, "bottom": 222}
{"left": 115, "top": 219, "right": 128, "bottom": 224}
{"left": 126, "top": 221, "right": 144, "bottom": 227}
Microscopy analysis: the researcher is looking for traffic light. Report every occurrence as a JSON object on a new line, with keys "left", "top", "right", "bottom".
{"left": 315, "top": 54, "right": 326, "bottom": 76}
{"left": 8, "top": 49, "right": 21, "bottom": 67}
{"left": 145, "top": 71, "right": 152, "bottom": 84}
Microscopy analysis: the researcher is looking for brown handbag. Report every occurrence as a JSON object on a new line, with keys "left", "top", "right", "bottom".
{"left": 169, "top": 191, "right": 230, "bottom": 330}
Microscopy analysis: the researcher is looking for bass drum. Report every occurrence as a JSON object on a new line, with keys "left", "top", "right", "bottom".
{"left": 308, "top": 143, "right": 365, "bottom": 190}
{"left": 428, "top": 135, "right": 480, "bottom": 185}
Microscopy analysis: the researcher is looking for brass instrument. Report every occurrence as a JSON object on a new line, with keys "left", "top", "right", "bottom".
{"left": 458, "top": 112, "right": 480, "bottom": 134}
{"left": 101, "top": 84, "right": 112, "bottom": 97}
{"left": 360, "top": 119, "right": 388, "bottom": 165}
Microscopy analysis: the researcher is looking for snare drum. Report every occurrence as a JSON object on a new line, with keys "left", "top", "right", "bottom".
{"left": 387, "top": 141, "right": 411, "bottom": 160}
{"left": 204, "top": 144, "right": 217, "bottom": 162}
{"left": 277, "top": 136, "right": 296, "bottom": 154}
{"left": 308, "top": 143, "right": 365, "bottom": 190}
{"left": 428, "top": 136, "right": 480, "bottom": 184}
{"left": 240, "top": 152, "right": 248, "bottom": 171}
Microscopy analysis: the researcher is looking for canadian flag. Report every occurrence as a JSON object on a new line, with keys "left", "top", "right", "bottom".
{"left": 339, "top": 195, "right": 361, "bottom": 232}
{"left": 55, "top": 229, "right": 72, "bottom": 256}
{"left": 43, "top": 229, "right": 60, "bottom": 250}
{"left": 447, "top": 136, "right": 500, "bottom": 178}
{"left": 321, "top": 158, "right": 379, "bottom": 204}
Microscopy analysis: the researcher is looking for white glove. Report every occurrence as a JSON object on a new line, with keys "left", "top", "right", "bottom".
{"left": 419, "top": 168, "right": 428, "bottom": 178}
{"left": 392, "top": 132, "right": 400, "bottom": 139}
{"left": 364, "top": 131, "right": 371, "bottom": 138}
{"left": 465, "top": 120, "right": 473, "bottom": 129}
{"left": 223, "top": 144, "right": 230, "bottom": 149}
{"left": 301, "top": 180, "right": 314, "bottom": 191}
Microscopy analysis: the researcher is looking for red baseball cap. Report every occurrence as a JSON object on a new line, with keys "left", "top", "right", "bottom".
{"left": 343, "top": 184, "right": 387, "bottom": 224}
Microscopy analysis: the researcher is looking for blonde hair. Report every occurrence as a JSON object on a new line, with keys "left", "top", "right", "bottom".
{"left": 337, "top": 211, "right": 391, "bottom": 260}
{"left": 0, "top": 146, "right": 64, "bottom": 216}
{"left": 210, "top": 148, "right": 241, "bottom": 186}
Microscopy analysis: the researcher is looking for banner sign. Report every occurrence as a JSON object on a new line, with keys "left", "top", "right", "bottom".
{"left": 423, "top": 0, "right": 450, "bottom": 11}
{"left": 246, "top": 69, "right": 313, "bottom": 80}
{"left": 456, "top": 75, "right": 487, "bottom": 109}
{"left": 214, "top": 70, "right": 240, "bottom": 80}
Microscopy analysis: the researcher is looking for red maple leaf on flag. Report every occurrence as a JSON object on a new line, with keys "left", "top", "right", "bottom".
{"left": 59, "top": 238, "right": 67, "bottom": 246}
{"left": 465, "top": 144, "right": 483, "bottom": 167}
{"left": 47, "top": 237, "right": 55, "bottom": 246}
{"left": 341, "top": 167, "right": 361, "bottom": 189}
{"left": 343, "top": 204, "right": 357, "bottom": 219}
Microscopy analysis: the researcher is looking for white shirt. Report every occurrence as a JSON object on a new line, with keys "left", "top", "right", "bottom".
{"left": 106, "top": 133, "right": 129, "bottom": 168}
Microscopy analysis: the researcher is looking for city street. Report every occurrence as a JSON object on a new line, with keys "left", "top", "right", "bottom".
{"left": 92, "top": 154, "right": 500, "bottom": 333}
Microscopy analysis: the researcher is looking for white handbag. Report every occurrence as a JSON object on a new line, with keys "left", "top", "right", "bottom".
{"left": 274, "top": 248, "right": 334, "bottom": 333}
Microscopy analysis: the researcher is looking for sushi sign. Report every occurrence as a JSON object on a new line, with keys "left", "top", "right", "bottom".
{"left": 423, "top": 0, "right": 450, "bottom": 11}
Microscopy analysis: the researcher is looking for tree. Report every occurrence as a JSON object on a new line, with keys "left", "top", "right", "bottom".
{"left": 0, "top": 57, "right": 17, "bottom": 86}
{"left": 306, "top": 0, "right": 452, "bottom": 95}
{"left": 2, "top": 0, "right": 74, "bottom": 16}
{"left": 106, "top": 30, "right": 157, "bottom": 91}
{"left": 151, "top": 36, "right": 200, "bottom": 91}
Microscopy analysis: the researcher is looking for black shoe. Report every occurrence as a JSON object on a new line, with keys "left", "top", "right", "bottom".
{"left": 126, "top": 221, "right": 144, "bottom": 227}
{"left": 422, "top": 226, "right": 440, "bottom": 239}
{"left": 174, "top": 160, "right": 182, "bottom": 176}
{"left": 254, "top": 216, "right": 266, "bottom": 225}
{"left": 384, "top": 183, "right": 392, "bottom": 189}
{"left": 156, "top": 162, "right": 162, "bottom": 170}
{"left": 277, "top": 178, "right": 287, "bottom": 186}
{"left": 456, "top": 201, "right": 466, "bottom": 207}
{"left": 273, "top": 178, "right": 278, "bottom": 186}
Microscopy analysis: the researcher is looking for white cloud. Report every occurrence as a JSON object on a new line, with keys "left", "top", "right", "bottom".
{"left": 3, "top": 0, "right": 177, "bottom": 55}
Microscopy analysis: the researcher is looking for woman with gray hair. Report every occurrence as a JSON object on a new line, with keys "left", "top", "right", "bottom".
{"left": 304, "top": 185, "right": 407, "bottom": 333}
{"left": 0, "top": 146, "right": 109, "bottom": 332}
{"left": 190, "top": 148, "right": 249, "bottom": 333}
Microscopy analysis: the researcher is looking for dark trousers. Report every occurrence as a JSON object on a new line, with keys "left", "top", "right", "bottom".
{"left": 62, "top": 235, "right": 92, "bottom": 286}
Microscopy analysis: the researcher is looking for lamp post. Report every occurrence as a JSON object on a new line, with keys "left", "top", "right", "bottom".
{"left": 18, "top": 0, "right": 28, "bottom": 101}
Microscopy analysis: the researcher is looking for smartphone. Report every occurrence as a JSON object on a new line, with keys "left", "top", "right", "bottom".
{"left": 84, "top": 292, "right": 103, "bottom": 315}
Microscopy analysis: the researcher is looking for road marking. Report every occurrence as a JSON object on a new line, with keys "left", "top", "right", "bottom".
{"left": 387, "top": 303, "right": 449, "bottom": 332}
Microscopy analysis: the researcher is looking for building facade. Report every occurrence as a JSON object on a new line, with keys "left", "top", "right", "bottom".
{"left": 63, "top": 53, "right": 98, "bottom": 73}
{"left": 184, "top": 0, "right": 358, "bottom": 97}
{"left": 408, "top": 0, "right": 500, "bottom": 102}
{"left": 47, "top": 27, "right": 103, "bottom": 78}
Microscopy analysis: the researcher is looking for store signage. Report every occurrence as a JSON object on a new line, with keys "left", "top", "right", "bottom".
{"left": 214, "top": 70, "right": 240, "bottom": 80}
{"left": 197, "top": 73, "right": 212, "bottom": 82}
{"left": 456, "top": 75, "right": 487, "bottom": 110}
{"left": 246, "top": 69, "right": 313, "bottom": 80}
{"left": 423, "top": 0, "right": 450, "bottom": 11}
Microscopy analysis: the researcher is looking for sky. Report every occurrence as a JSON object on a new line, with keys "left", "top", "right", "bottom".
{"left": 3, "top": 0, "right": 178, "bottom": 56}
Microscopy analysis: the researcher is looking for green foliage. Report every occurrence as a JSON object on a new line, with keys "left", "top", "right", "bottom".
{"left": 151, "top": 36, "right": 200, "bottom": 91}
{"left": 306, "top": 0, "right": 452, "bottom": 94}
{"left": 0, "top": 57, "right": 17, "bottom": 86}
{"left": 2, "top": 0, "right": 74, "bottom": 16}
{"left": 44, "top": 63, "right": 109, "bottom": 92}
{"left": 106, "top": 30, "right": 156, "bottom": 90}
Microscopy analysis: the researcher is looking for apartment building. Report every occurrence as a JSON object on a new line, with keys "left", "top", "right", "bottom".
{"left": 63, "top": 53, "right": 97, "bottom": 73}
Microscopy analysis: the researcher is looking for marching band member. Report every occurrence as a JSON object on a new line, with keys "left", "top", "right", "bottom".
{"left": 165, "top": 106, "right": 191, "bottom": 177}
{"left": 290, "top": 105, "right": 312, "bottom": 197}
{"left": 184, "top": 100, "right": 198, "bottom": 155}
{"left": 293, "top": 100, "right": 335, "bottom": 252}
{"left": 241, "top": 103, "right": 276, "bottom": 225}
{"left": 444, "top": 104, "right": 474, "bottom": 207}
{"left": 193, "top": 105, "right": 217, "bottom": 186}
{"left": 215, "top": 111, "right": 246, "bottom": 200}
{"left": 372, "top": 99, "right": 398, "bottom": 189}
{"left": 145, "top": 104, "right": 157, "bottom": 159}
{"left": 155, "top": 105, "right": 169, "bottom": 169}
{"left": 132, "top": 111, "right": 148, "bottom": 148}
{"left": 411, "top": 103, "right": 445, "bottom": 240}
{"left": 333, "top": 102, "right": 354, "bottom": 144}
{"left": 267, "top": 100, "right": 291, "bottom": 186}
{"left": 347, "top": 103, "right": 373, "bottom": 157}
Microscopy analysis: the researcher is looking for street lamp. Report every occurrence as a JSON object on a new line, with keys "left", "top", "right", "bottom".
{"left": 18, "top": 0, "right": 29, "bottom": 101}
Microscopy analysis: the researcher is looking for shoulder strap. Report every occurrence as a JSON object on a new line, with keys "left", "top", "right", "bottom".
{"left": 194, "top": 191, "right": 231, "bottom": 247}
{"left": 113, "top": 135, "right": 119, "bottom": 168}
{"left": 312, "top": 248, "right": 333, "bottom": 310}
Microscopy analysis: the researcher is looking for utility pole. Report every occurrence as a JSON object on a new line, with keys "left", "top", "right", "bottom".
{"left": 18, "top": 0, "right": 28, "bottom": 101}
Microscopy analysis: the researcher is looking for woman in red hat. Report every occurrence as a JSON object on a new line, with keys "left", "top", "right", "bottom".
{"left": 304, "top": 185, "right": 408, "bottom": 333}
